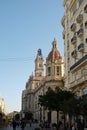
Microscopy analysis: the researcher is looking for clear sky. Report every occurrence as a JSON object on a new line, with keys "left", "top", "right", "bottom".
{"left": 0, "top": 0, "right": 64, "bottom": 113}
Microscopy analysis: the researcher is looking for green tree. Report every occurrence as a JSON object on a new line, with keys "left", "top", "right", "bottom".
{"left": 39, "top": 87, "right": 75, "bottom": 127}
{"left": 15, "top": 113, "right": 20, "bottom": 120}
{"left": 55, "top": 88, "right": 75, "bottom": 126}
{"left": 24, "top": 112, "right": 33, "bottom": 120}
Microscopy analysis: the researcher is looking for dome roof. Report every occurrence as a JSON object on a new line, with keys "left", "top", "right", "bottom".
{"left": 47, "top": 50, "right": 62, "bottom": 61}
{"left": 46, "top": 39, "right": 62, "bottom": 62}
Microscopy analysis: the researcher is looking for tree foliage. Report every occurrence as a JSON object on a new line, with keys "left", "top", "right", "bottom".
{"left": 15, "top": 113, "right": 20, "bottom": 120}
{"left": 39, "top": 87, "right": 87, "bottom": 127}
{"left": 39, "top": 87, "right": 75, "bottom": 113}
{"left": 24, "top": 112, "right": 33, "bottom": 120}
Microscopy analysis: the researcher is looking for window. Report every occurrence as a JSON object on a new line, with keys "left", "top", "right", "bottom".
{"left": 48, "top": 67, "right": 51, "bottom": 76}
{"left": 56, "top": 66, "right": 60, "bottom": 75}
{"left": 39, "top": 72, "right": 42, "bottom": 76}
{"left": 85, "top": 38, "right": 87, "bottom": 43}
{"left": 79, "top": 0, "right": 83, "bottom": 6}
{"left": 39, "top": 63, "right": 42, "bottom": 67}
{"left": 80, "top": 23, "right": 83, "bottom": 28}
{"left": 73, "top": 6, "right": 77, "bottom": 15}
{"left": 85, "top": 21, "right": 87, "bottom": 28}
{"left": 82, "top": 69, "right": 87, "bottom": 76}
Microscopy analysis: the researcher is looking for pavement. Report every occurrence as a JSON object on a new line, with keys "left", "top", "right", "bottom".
{"left": 0, "top": 123, "right": 55, "bottom": 130}
{"left": 0, "top": 123, "right": 39, "bottom": 130}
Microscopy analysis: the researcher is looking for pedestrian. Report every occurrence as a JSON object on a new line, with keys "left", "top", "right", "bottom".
{"left": 77, "top": 121, "right": 84, "bottom": 130}
{"left": 12, "top": 119, "right": 17, "bottom": 130}
{"left": 72, "top": 123, "right": 76, "bottom": 130}
{"left": 29, "top": 119, "right": 32, "bottom": 127}
{"left": 40, "top": 121, "right": 44, "bottom": 129}
{"left": 21, "top": 120, "right": 26, "bottom": 130}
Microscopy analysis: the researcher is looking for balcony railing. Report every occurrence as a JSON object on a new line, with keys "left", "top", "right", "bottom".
{"left": 84, "top": 4, "right": 87, "bottom": 13}
{"left": 76, "top": 14, "right": 83, "bottom": 23}
{"left": 71, "top": 36, "right": 77, "bottom": 44}
{"left": 71, "top": 50, "right": 77, "bottom": 58}
{"left": 71, "top": 23, "right": 76, "bottom": 31}
{"left": 85, "top": 21, "right": 87, "bottom": 28}
{"left": 78, "top": 43, "right": 84, "bottom": 52}
{"left": 77, "top": 28, "right": 84, "bottom": 37}
{"left": 70, "top": 75, "right": 87, "bottom": 88}
{"left": 70, "top": 55, "right": 87, "bottom": 71}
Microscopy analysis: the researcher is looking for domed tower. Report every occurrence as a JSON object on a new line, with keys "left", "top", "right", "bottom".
{"left": 46, "top": 39, "right": 64, "bottom": 81}
{"left": 35, "top": 49, "right": 44, "bottom": 77}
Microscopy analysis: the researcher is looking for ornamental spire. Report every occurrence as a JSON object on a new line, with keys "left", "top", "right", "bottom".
{"left": 52, "top": 38, "right": 58, "bottom": 49}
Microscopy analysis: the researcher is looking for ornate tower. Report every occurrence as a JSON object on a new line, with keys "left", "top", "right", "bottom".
{"left": 35, "top": 49, "right": 44, "bottom": 77}
{"left": 46, "top": 38, "right": 64, "bottom": 81}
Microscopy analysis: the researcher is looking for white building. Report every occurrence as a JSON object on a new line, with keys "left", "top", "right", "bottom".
{"left": 62, "top": 0, "right": 87, "bottom": 95}
{"left": 22, "top": 39, "right": 64, "bottom": 123}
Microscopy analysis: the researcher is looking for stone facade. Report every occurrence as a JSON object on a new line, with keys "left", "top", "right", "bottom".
{"left": 21, "top": 39, "right": 64, "bottom": 123}
{"left": 62, "top": 0, "right": 87, "bottom": 95}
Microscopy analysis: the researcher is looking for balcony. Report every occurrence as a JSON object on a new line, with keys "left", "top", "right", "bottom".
{"left": 76, "top": 14, "right": 83, "bottom": 23}
{"left": 71, "top": 36, "right": 77, "bottom": 44}
{"left": 78, "top": 43, "right": 84, "bottom": 52}
{"left": 77, "top": 28, "right": 84, "bottom": 37}
{"left": 71, "top": 23, "right": 76, "bottom": 31}
{"left": 70, "top": 55, "right": 87, "bottom": 71}
{"left": 70, "top": 75, "right": 87, "bottom": 88}
{"left": 84, "top": 4, "right": 87, "bottom": 13}
{"left": 71, "top": 49, "right": 77, "bottom": 58}
{"left": 61, "top": 15, "right": 65, "bottom": 28}
{"left": 62, "top": 30, "right": 65, "bottom": 39}
{"left": 85, "top": 21, "right": 87, "bottom": 28}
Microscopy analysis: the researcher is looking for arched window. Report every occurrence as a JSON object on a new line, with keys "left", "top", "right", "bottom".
{"left": 56, "top": 66, "right": 60, "bottom": 75}
{"left": 48, "top": 67, "right": 51, "bottom": 76}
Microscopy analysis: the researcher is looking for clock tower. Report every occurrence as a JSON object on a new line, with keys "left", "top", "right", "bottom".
{"left": 35, "top": 49, "right": 44, "bottom": 77}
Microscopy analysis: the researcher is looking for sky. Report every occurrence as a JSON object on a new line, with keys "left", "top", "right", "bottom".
{"left": 0, "top": 0, "right": 64, "bottom": 113}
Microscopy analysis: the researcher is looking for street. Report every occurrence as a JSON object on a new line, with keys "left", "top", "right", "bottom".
{"left": 0, "top": 123, "right": 41, "bottom": 130}
{"left": 0, "top": 123, "right": 54, "bottom": 130}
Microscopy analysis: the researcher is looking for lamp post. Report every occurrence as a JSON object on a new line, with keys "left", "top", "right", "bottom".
{"left": 43, "top": 107, "right": 45, "bottom": 123}
{"left": 40, "top": 107, "right": 42, "bottom": 122}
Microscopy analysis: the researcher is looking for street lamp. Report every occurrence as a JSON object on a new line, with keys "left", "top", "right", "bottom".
{"left": 43, "top": 107, "right": 45, "bottom": 122}
{"left": 40, "top": 107, "right": 42, "bottom": 122}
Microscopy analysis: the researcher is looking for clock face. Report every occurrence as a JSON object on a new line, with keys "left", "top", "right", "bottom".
{"left": 39, "top": 63, "right": 42, "bottom": 67}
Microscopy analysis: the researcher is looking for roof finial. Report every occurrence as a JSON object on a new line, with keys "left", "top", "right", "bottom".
{"left": 37, "top": 48, "right": 43, "bottom": 58}
{"left": 54, "top": 38, "right": 56, "bottom": 41}
{"left": 32, "top": 71, "right": 33, "bottom": 76}
{"left": 52, "top": 38, "right": 58, "bottom": 49}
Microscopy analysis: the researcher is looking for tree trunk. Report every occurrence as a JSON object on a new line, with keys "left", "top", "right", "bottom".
{"left": 69, "top": 114, "right": 72, "bottom": 127}
{"left": 63, "top": 113, "right": 66, "bottom": 128}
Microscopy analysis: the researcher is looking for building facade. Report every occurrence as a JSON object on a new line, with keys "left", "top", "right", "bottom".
{"left": 22, "top": 48, "right": 44, "bottom": 113}
{"left": 62, "top": 0, "right": 87, "bottom": 95}
{"left": 22, "top": 39, "right": 64, "bottom": 123}
{"left": 0, "top": 97, "right": 6, "bottom": 115}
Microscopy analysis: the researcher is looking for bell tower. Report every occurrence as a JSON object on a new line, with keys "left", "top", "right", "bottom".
{"left": 35, "top": 49, "right": 44, "bottom": 77}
